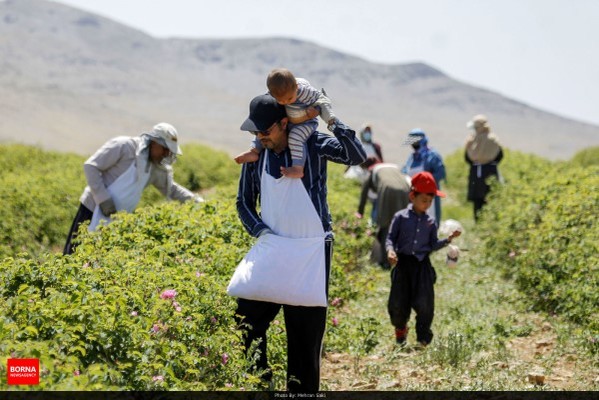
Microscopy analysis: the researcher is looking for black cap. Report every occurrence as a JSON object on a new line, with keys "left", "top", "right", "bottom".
{"left": 240, "top": 94, "right": 286, "bottom": 132}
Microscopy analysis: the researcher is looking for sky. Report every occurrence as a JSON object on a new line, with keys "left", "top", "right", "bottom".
{"left": 56, "top": 0, "right": 599, "bottom": 126}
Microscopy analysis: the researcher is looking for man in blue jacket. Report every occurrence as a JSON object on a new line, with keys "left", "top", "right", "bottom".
{"left": 235, "top": 93, "right": 366, "bottom": 392}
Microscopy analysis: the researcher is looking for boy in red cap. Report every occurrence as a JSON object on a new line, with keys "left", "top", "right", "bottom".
{"left": 385, "top": 171, "right": 461, "bottom": 346}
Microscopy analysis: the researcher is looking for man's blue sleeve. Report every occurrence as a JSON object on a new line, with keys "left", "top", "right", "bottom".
{"left": 236, "top": 161, "right": 269, "bottom": 237}
{"left": 318, "top": 123, "right": 367, "bottom": 165}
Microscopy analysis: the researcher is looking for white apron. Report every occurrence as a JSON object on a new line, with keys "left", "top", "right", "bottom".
{"left": 88, "top": 161, "right": 151, "bottom": 231}
{"left": 227, "top": 154, "right": 328, "bottom": 307}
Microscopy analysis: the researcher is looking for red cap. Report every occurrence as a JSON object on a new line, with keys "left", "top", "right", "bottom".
{"left": 411, "top": 171, "right": 446, "bottom": 197}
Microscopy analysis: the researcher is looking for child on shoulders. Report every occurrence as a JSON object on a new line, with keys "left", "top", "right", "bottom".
{"left": 234, "top": 68, "right": 337, "bottom": 178}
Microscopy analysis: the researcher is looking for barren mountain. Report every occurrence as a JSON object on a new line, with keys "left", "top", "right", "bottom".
{"left": 2, "top": 0, "right": 598, "bottom": 162}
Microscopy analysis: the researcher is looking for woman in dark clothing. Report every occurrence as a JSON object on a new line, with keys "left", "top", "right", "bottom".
{"left": 464, "top": 115, "right": 503, "bottom": 221}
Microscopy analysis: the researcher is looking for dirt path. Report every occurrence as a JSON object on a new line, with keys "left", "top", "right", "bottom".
{"left": 321, "top": 314, "right": 594, "bottom": 390}
{"left": 319, "top": 234, "right": 598, "bottom": 391}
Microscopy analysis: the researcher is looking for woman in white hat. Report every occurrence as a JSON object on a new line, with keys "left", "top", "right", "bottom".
{"left": 464, "top": 115, "right": 503, "bottom": 221}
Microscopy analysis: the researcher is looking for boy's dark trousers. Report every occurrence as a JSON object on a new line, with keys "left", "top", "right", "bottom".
{"left": 388, "top": 253, "right": 437, "bottom": 344}
{"left": 235, "top": 238, "right": 333, "bottom": 392}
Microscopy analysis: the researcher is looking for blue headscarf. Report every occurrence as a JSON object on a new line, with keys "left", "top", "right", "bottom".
{"left": 403, "top": 128, "right": 429, "bottom": 149}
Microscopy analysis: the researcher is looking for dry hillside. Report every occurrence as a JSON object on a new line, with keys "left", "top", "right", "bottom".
{"left": 1, "top": 0, "right": 598, "bottom": 162}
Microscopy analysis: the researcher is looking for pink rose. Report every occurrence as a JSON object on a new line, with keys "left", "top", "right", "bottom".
{"left": 160, "top": 289, "right": 177, "bottom": 299}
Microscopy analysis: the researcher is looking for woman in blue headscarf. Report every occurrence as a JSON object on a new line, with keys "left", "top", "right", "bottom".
{"left": 401, "top": 128, "right": 446, "bottom": 225}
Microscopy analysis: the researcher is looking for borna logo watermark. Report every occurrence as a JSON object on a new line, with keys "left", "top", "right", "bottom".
{"left": 7, "top": 358, "right": 40, "bottom": 385}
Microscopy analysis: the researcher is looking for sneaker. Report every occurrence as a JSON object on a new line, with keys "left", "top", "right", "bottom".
{"left": 395, "top": 327, "right": 409, "bottom": 345}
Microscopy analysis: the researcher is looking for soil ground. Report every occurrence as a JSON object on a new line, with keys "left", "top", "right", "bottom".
{"left": 319, "top": 231, "right": 598, "bottom": 391}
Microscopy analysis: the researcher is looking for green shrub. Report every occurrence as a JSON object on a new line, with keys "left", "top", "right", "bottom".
{"left": 174, "top": 143, "right": 240, "bottom": 191}
{"left": 0, "top": 146, "right": 373, "bottom": 390}
{"left": 0, "top": 145, "right": 85, "bottom": 257}
{"left": 571, "top": 146, "right": 599, "bottom": 167}
{"left": 326, "top": 165, "right": 374, "bottom": 302}
{"left": 3, "top": 141, "right": 597, "bottom": 390}
{"left": 428, "top": 331, "right": 474, "bottom": 369}
{"left": 0, "top": 200, "right": 258, "bottom": 390}
{"left": 0, "top": 143, "right": 237, "bottom": 259}
{"left": 473, "top": 151, "right": 598, "bottom": 332}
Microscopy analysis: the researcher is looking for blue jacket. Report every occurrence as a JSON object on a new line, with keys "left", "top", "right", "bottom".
{"left": 401, "top": 146, "right": 446, "bottom": 186}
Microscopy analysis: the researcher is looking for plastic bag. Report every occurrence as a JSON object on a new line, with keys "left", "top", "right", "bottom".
{"left": 446, "top": 244, "right": 460, "bottom": 268}
{"left": 439, "top": 219, "right": 464, "bottom": 236}
{"left": 439, "top": 219, "right": 463, "bottom": 268}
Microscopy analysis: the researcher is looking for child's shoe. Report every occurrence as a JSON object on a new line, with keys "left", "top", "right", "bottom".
{"left": 415, "top": 340, "right": 429, "bottom": 350}
{"left": 395, "top": 326, "right": 409, "bottom": 345}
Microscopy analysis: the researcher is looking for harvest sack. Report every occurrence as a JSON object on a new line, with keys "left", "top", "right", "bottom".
{"left": 227, "top": 233, "right": 327, "bottom": 306}
{"left": 227, "top": 153, "right": 328, "bottom": 307}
